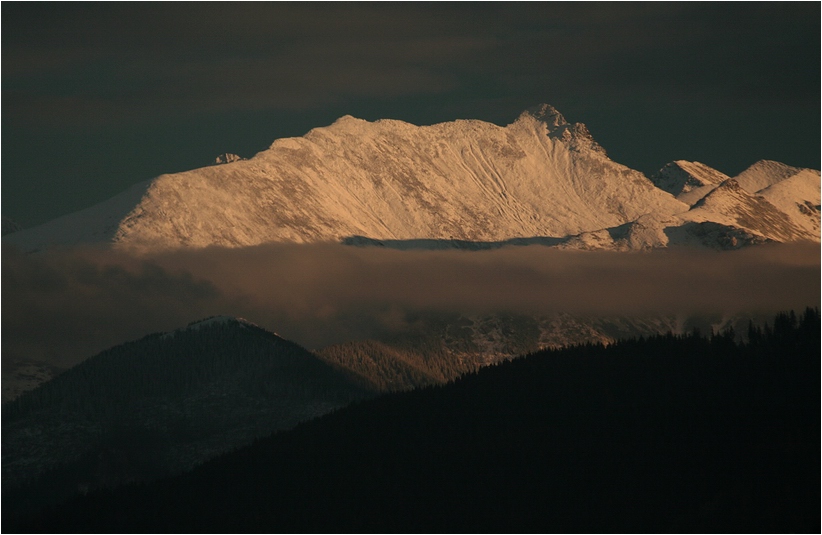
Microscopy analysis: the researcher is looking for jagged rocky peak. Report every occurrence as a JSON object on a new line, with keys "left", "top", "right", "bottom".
{"left": 565, "top": 122, "right": 606, "bottom": 155}
{"left": 213, "top": 153, "right": 244, "bottom": 165}
{"left": 521, "top": 103, "right": 606, "bottom": 155}
{"left": 525, "top": 103, "right": 568, "bottom": 129}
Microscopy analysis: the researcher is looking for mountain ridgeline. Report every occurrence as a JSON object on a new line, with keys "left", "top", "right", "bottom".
{"left": 9, "top": 308, "right": 819, "bottom": 533}
{"left": 4, "top": 105, "right": 819, "bottom": 253}
{"left": 4, "top": 312, "right": 531, "bottom": 516}
{"left": 2, "top": 103, "right": 819, "bottom": 532}
{"left": 2, "top": 317, "right": 372, "bottom": 518}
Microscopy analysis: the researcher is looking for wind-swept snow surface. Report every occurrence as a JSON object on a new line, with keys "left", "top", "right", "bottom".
{"left": 756, "top": 170, "right": 821, "bottom": 238}
{"left": 734, "top": 160, "right": 807, "bottom": 193}
{"left": 111, "top": 105, "right": 689, "bottom": 252}
{"left": 4, "top": 105, "right": 683, "bottom": 252}
{"left": 5, "top": 105, "right": 818, "bottom": 253}
{"left": 4, "top": 181, "right": 151, "bottom": 251}
{"left": 648, "top": 159, "right": 821, "bottom": 244}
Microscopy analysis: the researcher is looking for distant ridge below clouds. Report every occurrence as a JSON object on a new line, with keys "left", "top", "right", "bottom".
{"left": 2, "top": 217, "right": 22, "bottom": 236}
{"left": 4, "top": 105, "right": 819, "bottom": 253}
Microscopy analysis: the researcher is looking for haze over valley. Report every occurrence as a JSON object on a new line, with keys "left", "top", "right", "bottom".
{"left": 4, "top": 104, "right": 819, "bottom": 399}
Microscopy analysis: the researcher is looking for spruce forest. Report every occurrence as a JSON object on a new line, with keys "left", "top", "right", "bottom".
{"left": 8, "top": 308, "right": 819, "bottom": 533}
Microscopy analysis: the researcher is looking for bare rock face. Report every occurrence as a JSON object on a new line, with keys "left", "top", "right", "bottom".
{"left": 213, "top": 153, "right": 244, "bottom": 165}
{"left": 524, "top": 104, "right": 607, "bottom": 155}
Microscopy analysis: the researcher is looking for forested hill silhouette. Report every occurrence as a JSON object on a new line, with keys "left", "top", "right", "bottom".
{"left": 10, "top": 309, "right": 820, "bottom": 533}
{"left": 2, "top": 317, "right": 372, "bottom": 519}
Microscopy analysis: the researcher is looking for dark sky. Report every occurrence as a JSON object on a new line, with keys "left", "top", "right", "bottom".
{"left": 3, "top": 2, "right": 820, "bottom": 228}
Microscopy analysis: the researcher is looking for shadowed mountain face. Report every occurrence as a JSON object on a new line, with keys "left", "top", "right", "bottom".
{"left": 9, "top": 309, "right": 819, "bottom": 534}
{"left": 4, "top": 308, "right": 787, "bottom": 523}
{"left": 2, "top": 317, "right": 372, "bottom": 517}
{"left": 650, "top": 160, "right": 730, "bottom": 198}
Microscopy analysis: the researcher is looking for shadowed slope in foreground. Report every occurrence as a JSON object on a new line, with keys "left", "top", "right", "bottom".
{"left": 10, "top": 309, "right": 820, "bottom": 533}
{"left": 2, "top": 317, "right": 371, "bottom": 519}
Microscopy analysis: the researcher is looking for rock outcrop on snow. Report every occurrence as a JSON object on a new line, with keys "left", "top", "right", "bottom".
{"left": 213, "top": 153, "right": 244, "bottom": 165}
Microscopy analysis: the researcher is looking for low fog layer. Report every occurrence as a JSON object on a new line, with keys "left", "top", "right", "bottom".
{"left": 3, "top": 242, "right": 819, "bottom": 369}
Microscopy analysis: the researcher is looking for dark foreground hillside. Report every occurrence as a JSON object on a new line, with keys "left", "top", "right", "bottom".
{"left": 10, "top": 309, "right": 820, "bottom": 533}
{"left": 2, "top": 317, "right": 371, "bottom": 520}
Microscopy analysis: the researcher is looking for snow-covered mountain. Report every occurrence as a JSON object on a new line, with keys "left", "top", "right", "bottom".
{"left": 5, "top": 105, "right": 819, "bottom": 253}
{"left": 735, "top": 160, "right": 807, "bottom": 193}
{"left": 650, "top": 160, "right": 730, "bottom": 206}
{"left": 658, "top": 160, "right": 820, "bottom": 243}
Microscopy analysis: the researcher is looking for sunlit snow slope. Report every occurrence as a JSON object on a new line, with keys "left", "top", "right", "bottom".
{"left": 5, "top": 105, "right": 819, "bottom": 253}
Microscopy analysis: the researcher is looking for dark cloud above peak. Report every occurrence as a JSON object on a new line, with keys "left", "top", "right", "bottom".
{"left": 4, "top": 3, "right": 817, "bottom": 123}
{"left": 3, "top": 3, "right": 495, "bottom": 124}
